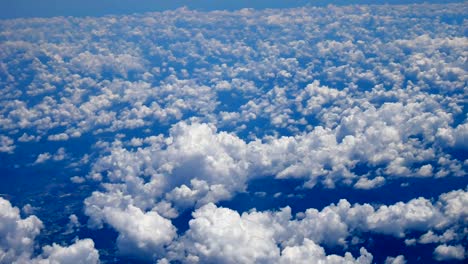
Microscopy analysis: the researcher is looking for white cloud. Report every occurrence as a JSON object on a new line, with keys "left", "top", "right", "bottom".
{"left": 172, "top": 203, "right": 280, "bottom": 263}
{"left": 17, "top": 133, "right": 40, "bottom": 142}
{"left": 164, "top": 189, "right": 466, "bottom": 263}
{"left": 105, "top": 205, "right": 176, "bottom": 259}
{"left": 354, "top": 176, "right": 385, "bottom": 189}
{"left": 1, "top": 3, "right": 467, "bottom": 263}
{"left": 384, "top": 255, "right": 406, "bottom": 264}
{"left": 63, "top": 214, "right": 81, "bottom": 235}
{"left": 0, "top": 197, "right": 43, "bottom": 263}
{"left": 70, "top": 176, "right": 85, "bottom": 184}
{"left": 280, "top": 241, "right": 372, "bottom": 264}
{"left": 433, "top": 244, "right": 466, "bottom": 261}
{"left": 84, "top": 191, "right": 176, "bottom": 260}
{"left": 32, "top": 239, "right": 99, "bottom": 264}
{"left": 169, "top": 203, "right": 373, "bottom": 264}
{"left": 0, "top": 135, "right": 15, "bottom": 153}
{"left": 0, "top": 198, "right": 99, "bottom": 264}
{"left": 34, "top": 153, "right": 51, "bottom": 164}
{"left": 437, "top": 122, "right": 468, "bottom": 150}
{"left": 418, "top": 230, "right": 458, "bottom": 244}
{"left": 33, "top": 148, "right": 68, "bottom": 164}
{"left": 47, "top": 133, "right": 69, "bottom": 141}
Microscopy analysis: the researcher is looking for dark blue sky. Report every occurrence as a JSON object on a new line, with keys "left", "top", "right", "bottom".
{"left": 0, "top": 0, "right": 463, "bottom": 19}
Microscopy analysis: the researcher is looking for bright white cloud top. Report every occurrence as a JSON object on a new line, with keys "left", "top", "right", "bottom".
{"left": 0, "top": 2, "right": 466, "bottom": 264}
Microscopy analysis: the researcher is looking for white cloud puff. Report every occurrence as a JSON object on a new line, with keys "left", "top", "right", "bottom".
{"left": 84, "top": 192, "right": 176, "bottom": 260}
{"left": 34, "top": 153, "right": 51, "bottom": 164}
{"left": 32, "top": 239, "right": 99, "bottom": 264}
{"left": 384, "top": 255, "right": 406, "bottom": 264}
{"left": 0, "top": 197, "right": 43, "bottom": 263}
{"left": 47, "top": 133, "right": 69, "bottom": 141}
{"left": 354, "top": 176, "right": 385, "bottom": 189}
{"left": 164, "top": 189, "right": 466, "bottom": 263}
{"left": 168, "top": 203, "right": 373, "bottom": 264}
{"left": 280, "top": 241, "right": 372, "bottom": 264}
{"left": 0, "top": 198, "right": 99, "bottom": 264}
{"left": 0, "top": 135, "right": 15, "bottom": 153}
{"left": 433, "top": 244, "right": 466, "bottom": 261}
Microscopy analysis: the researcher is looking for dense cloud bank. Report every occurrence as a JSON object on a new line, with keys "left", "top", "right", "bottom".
{"left": 0, "top": 2, "right": 466, "bottom": 263}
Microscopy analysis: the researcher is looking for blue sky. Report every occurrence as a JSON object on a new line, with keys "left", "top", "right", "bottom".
{"left": 0, "top": 1, "right": 467, "bottom": 264}
{"left": 0, "top": 0, "right": 464, "bottom": 19}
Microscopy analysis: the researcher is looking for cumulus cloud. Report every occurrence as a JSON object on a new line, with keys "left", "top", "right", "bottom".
{"left": 0, "top": 197, "right": 43, "bottom": 263}
{"left": 354, "top": 176, "right": 385, "bottom": 189}
{"left": 85, "top": 188, "right": 467, "bottom": 262}
{"left": 384, "top": 255, "right": 406, "bottom": 264}
{"left": 47, "top": 133, "right": 69, "bottom": 141}
{"left": 84, "top": 192, "right": 176, "bottom": 260}
{"left": 33, "top": 148, "right": 68, "bottom": 164}
{"left": 17, "top": 133, "right": 40, "bottom": 143}
{"left": 172, "top": 203, "right": 280, "bottom": 263}
{"left": 168, "top": 203, "right": 373, "bottom": 264}
{"left": 32, "top": 239, "right": 99, "bottom": 264}
{"left": 34, "top": 152, "right": 51, "bottom": 164}
{"left": 433, "top": 244, "right": 466, "bottom": 261}
{"left": 0, "top": 135, "right": 15, "bottom": 153}
{"left": 0, "top": 3, "right": 467, "bottom": 263}
{"left": 88, "top": 117, "right": 465, "bottom": 220}
{"left": 0, "top": 198, "right": 99, "bottom": 264}
{"left": 280, "top": 240, "right": 372, "bottom": 264}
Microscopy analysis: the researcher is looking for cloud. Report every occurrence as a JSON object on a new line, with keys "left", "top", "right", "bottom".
{"left": 0, "top": 3, "right": 467, "bottom": 263}
{"left": 34, "top": 152, "right": 52, "bottom": 164}
{"left": 33, "top": 239, "right": 99, "bottom": 264}
{"left": 172, "top": 203, "right": 280, "bottom": 263}
{"left": 168, "top": 203, "right": 373, "bottom": 264}
{"left": 437, "top": 122, "right": 468, "bottom": 150}
{"left": 84, "top": 191, "right": 176, "bottom": 260}
{"left": 47, "top": 133, "right": 69, "bottom": 141}
{"left": 0, "top": 135, "right": 15, "bottom": 153}
{"left": 70, "top": 176, "right": 85, "bottom": 184}
{"left": 384, "top": 255, "right": 406, "bottom": 264}
{"left": 33, "top": 148, "right": 68, "bottom": 164}
{"left": 0, "top": 197, "right": 99, "bottom": 264}
{"left": 280, "top": 240, "right": 372, "bottom": 264}
{"left": 17, "top": 133, "right": 40, "bottom": 143}
{"left": 165, "top": 189, "right": 465, "bottom": 263}
{"left": 433, "top": 244, "right": 466, "bottom": 261}
{"left": 0, "top": 197, "right": 43, "bottom": 263}
{"left": 354, "top": 176, "right": 385, "bottom": 189}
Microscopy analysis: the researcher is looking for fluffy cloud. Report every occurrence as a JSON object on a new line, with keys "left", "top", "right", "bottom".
{"left": 0, "top": 197, "right": 42, "bottom": 263}
{"left": 34, "top": 153, "right": 51, "bottom": 164}
{"left": 89, "top": 189, "right": 466, "bottom": 262}
{"left": 47, "top": 133, "right": 69, "bottom": 141}
{"left": 0, "top": 135, "right": 15, "bottom": 153}
{"left": 84, "top": 192, "right": 176, "bottom": 259}
{"left": 279, "top": 241, "right": 372, "bottom": 264}
{"left": 0, "top": 198, "right": 99, "bottom": 264}
{"left": 33, "top": 148, "right": 68, "bottom": 164}
{"left": 172, "top": 203, "right": 280, "bottom": 263}
{"left": 31, "top": 239, "right": 99, "bottom": 264}
{"left": 354, "top": 176, "right": 385, "bottom": 189}
{"left": 88, "top": 118, "right": 465, "bottom": 217}
{"left": 167, "top": 203, "right": 373, "bottom": 264}
{"left": 1, "top": 3, "right": 466, "bottom": 263}
{"left": 433, "top": 244, "right": 466, "bottom": 261}
{"left": 384, "top": 255, "right": 406, "bottom": 264}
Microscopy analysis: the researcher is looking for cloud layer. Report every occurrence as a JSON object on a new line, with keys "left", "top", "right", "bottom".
{"left": 0, "top": 2, "right": 466, "bottom": 263}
